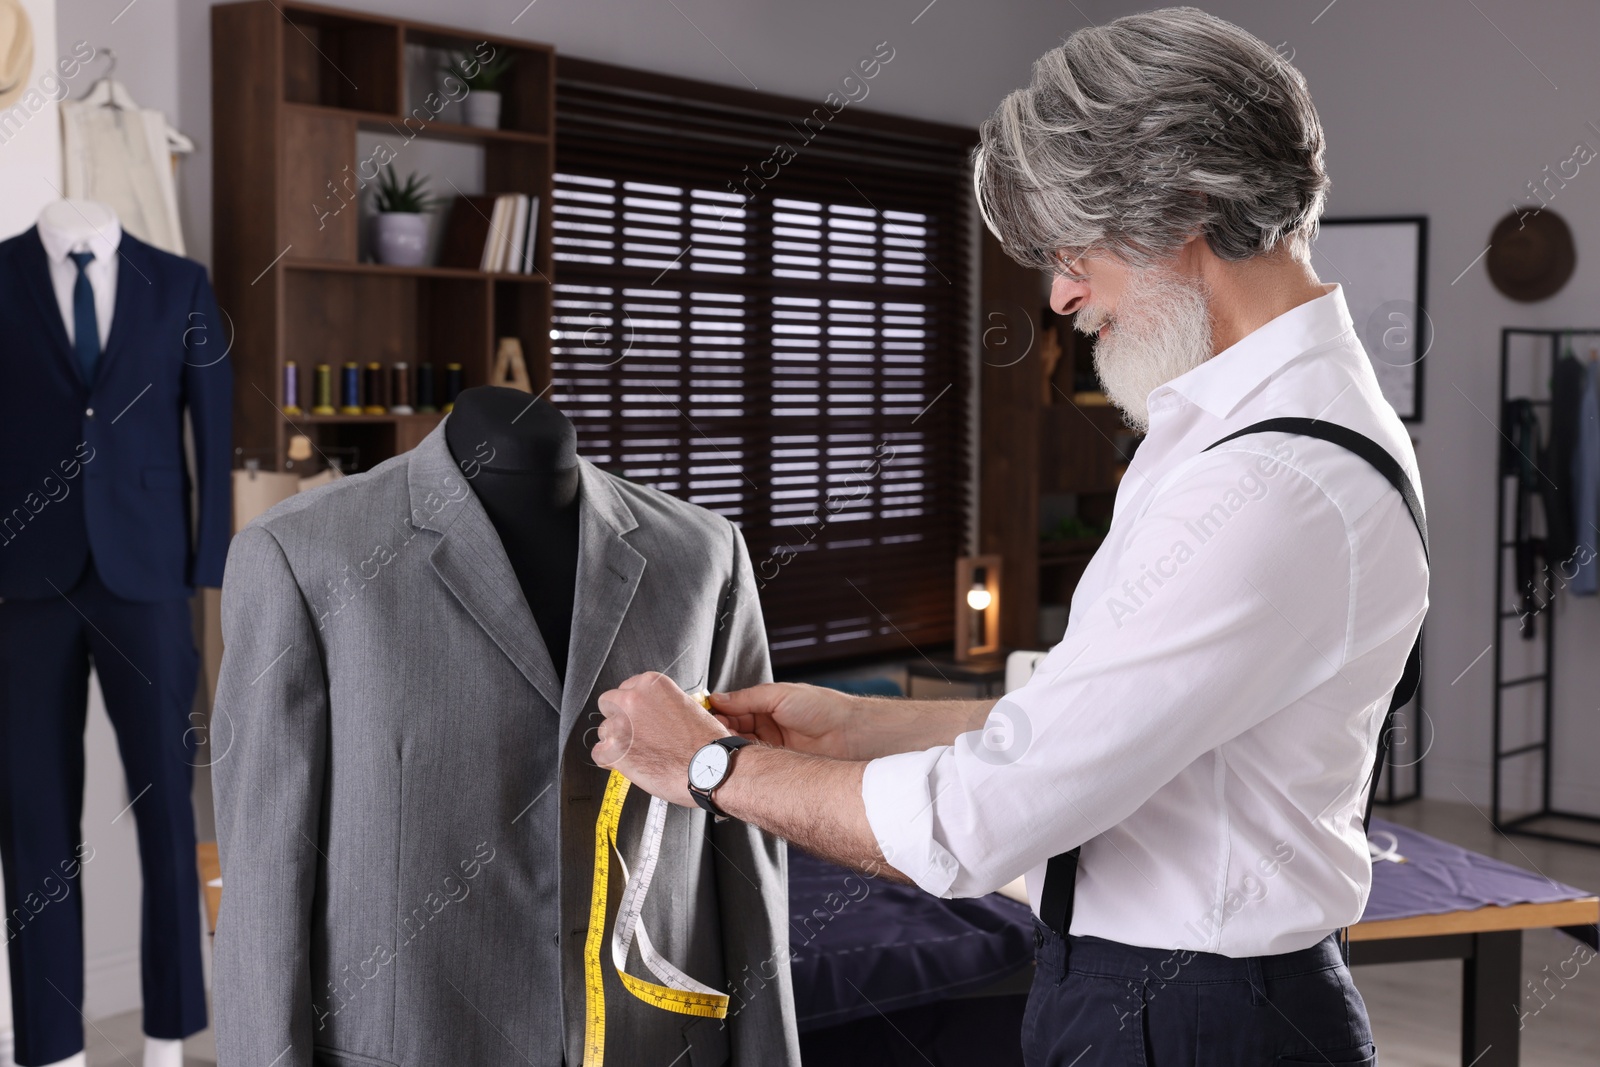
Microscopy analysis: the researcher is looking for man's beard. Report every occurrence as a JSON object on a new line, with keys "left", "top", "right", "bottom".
{"left": 1075, "top": 266, "right": 1215, "bottom": 434}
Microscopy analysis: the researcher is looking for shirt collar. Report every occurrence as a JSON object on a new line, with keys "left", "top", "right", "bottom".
{"left": 1154, "top": 283, "right": 1353, "bottom": 421}
{"left": 37, "top": 213, "right": 123, "bottom": 268}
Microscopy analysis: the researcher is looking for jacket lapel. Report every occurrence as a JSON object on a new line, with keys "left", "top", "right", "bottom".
{"left": 558, "top": 460, "right": 646, "bottom": 748}
{"left": 16, "top": 228, "right": 82, "bottom": 386}
{"left": 407, "top": 421, "right": 565, "bottom": 713}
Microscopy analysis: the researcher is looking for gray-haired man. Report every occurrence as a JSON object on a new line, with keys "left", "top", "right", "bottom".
{"left": 594, "top": 9, "right": 1426, "bottom": 1065}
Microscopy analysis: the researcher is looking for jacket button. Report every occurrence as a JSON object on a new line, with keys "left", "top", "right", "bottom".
{"left": 85, "top": 407, "right": 95, "bottom": 418}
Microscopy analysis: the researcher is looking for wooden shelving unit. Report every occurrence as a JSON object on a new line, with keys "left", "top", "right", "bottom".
{"left": 212, "top": 0, "right": 555, "bottom": 471}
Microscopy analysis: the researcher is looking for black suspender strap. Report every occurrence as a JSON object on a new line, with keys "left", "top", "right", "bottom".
{"left": 1037, "top": 417, "right": 1428, "bottom": 942}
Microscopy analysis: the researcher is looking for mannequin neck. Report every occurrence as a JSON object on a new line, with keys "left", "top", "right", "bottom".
{"left": 38, "top": 199, "right": 121, "bottom": 252}
{"left": 445, "top": 386, "right": 580, "bottom": 512}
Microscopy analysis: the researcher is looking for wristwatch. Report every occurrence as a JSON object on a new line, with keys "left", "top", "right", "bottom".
{"left": 688, "top": 736, "right": 753, "bottom": 818}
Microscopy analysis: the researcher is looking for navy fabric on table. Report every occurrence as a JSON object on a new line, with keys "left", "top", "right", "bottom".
{"left": 787, "top": 846, "right": 1034, "bottom": 1031}
{"left": 1362, "top": 817, "right": 1592, "bottom": 923}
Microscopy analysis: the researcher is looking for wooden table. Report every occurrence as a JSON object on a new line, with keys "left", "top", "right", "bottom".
{"left": 1347, "top": 896, "right": 1600, "bottom": 1067}
{"left": 197, "top": 840, "right": 221, "bottom": 934}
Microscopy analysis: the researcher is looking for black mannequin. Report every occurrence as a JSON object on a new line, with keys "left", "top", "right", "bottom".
{"left": 445, "top": 386, "right": 581, "bottom": 684}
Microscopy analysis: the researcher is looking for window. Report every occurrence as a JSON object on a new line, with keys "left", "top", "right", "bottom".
{"left": 555, "top": 59, "right": 973, "bottom": 666}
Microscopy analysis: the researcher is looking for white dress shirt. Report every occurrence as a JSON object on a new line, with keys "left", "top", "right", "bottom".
{"left": 37, "top": 212, "right": 120, "bottom": 351}
{"left": 862, "top": 284, "right": 1427, "bottom": 957}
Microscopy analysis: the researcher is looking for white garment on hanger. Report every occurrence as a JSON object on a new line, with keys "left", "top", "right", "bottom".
{"left": 60, "top": 78, "right": 191, "bottom": 255}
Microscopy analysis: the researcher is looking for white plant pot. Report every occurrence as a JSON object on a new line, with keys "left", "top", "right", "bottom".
{"left": 462, "top": 89, "right": 502, "bottom": 129}
{"left": 375, "top": 212, "right": 429, "bottom": 267}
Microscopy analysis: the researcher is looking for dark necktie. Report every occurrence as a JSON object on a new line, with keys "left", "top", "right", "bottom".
{"left": 69, "top": 250, "right": 100, "bottom": 383}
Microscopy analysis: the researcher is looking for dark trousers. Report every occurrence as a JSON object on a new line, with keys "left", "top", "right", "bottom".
{"left": 0, "top": 565, "right": 207, "bottom": 1066}
{"left": 1023, "top": 921, "right": 1376, "bottom": 1066}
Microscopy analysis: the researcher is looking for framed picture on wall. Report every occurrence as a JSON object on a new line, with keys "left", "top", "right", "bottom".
{"left": 1310, "top": 216, "right": 1430, "bottom": 422}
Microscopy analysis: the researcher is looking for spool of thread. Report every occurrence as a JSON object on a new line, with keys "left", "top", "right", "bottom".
{"left": 283, "top": 361, "right": 302, "bottom": 416}
{"left": 415, "top": 363, "right": 437, "bottom": 413}
{"left": 443, "top": 363, "right": 463, "bottom": 412}
{"left": 390, "top": 361, "right": 414, "bottom": 414}
{"left": 312, "top": 364, "right": 336, "bottom": 415}
{"left": 340, "top": 362, "right": 362, "bottom": 415}
{"left": 363, "top": 362, "right": 386, "bottom": 414}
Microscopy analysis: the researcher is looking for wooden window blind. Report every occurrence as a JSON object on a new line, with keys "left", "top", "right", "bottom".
{"left": 554, "top": 58, "right": 974, "bottom": 667}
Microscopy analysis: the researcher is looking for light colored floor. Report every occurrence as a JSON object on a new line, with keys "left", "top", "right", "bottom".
{"left": 81, "top": 1016, "right": 214, "bottom": 1067}
{"left": 78, "top": 798, "right": 1599, "bottom": 1066}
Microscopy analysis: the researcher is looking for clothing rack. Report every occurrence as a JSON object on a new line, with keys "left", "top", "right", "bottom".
{"left": 1492, "top": 327, "right": 1600, "bottom": 848}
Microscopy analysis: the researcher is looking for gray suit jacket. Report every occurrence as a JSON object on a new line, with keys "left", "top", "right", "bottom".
{"left": 211, "top": 420, "right": 800, "bottom": 1067}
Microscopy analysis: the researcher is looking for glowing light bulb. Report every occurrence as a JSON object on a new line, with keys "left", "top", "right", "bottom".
{"left": 966, "top": 583, "right": 992, "bottom": 611}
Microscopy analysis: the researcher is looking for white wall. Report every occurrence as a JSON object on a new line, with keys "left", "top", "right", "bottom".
{"left": 28, "top": 0, "right": 1600, "bottom": 1025}
{"left": 0, "top": 0, "right": 62, "bottom": 237}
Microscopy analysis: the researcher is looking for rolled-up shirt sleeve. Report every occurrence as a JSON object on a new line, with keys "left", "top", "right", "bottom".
{"left": 861, "top": 445, "right": 1377, "bottom": 899}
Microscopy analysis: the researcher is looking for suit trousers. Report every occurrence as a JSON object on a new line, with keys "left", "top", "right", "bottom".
{"left": 1022, "top": 921, "right": 1376, "bottom": 1067}
{"left": 0, "top": 564, "right": 207, "bottom": 1066}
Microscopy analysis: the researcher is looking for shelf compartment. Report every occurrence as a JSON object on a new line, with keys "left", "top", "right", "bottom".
{"left": 281, "top": 271, "right": 491, "bottom": 403}
{"left": 403, "top": 26, "right": 553, "bottom": 138}
{"left": 280, "top": 5, "right": 401, "bottom": 114}
{"left": 493, "top": 279, "right": 553, "bottom": 393}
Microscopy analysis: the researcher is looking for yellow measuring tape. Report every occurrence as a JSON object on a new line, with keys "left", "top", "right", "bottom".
{"left": 584, "top": 692, "right": 730, "bottom": 1064}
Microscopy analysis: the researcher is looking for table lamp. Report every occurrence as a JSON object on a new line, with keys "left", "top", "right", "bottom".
{"left": 954, "top": 554, "right": 1002, "bottom": 662}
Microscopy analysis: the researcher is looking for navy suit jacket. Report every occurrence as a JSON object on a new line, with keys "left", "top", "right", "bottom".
{"left": 0, "top": 227, "right": 233, "bottom": 602}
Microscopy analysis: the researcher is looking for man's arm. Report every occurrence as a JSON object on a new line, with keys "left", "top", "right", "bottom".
{"left": 714, "top": 747, "right": 911, "bottom": 883}
{"left": 709, "top": 683, "right": 994, "bottom": 761}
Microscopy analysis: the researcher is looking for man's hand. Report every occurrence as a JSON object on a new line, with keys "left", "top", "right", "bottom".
{"left": 708, "top": 683, "right": 863, "bottom": 759}
{"left": 593, "top": 672, "right": 727, "bottom": 807}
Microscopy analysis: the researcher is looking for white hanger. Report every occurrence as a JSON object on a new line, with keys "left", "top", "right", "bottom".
{"left": 73, "top": 47, "right": 195, "bottom": 155}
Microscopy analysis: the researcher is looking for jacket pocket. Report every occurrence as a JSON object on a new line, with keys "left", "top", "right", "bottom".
{"left": 682, "top": 1014, "right": 731, "bottom": 1067}
{"left": 142, "top": 466, "right": 183, "bottom": 489}
{"left": 312, "top": 1047, "right": 401, "bottom": 1067}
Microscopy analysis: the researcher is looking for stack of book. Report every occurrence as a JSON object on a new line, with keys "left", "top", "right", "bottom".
{"left": 437, "top": 193, "right": 541, "bottom": 273}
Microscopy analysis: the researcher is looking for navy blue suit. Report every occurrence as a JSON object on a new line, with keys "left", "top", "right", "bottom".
{"left": 0, "top": 227, "right": 232, "bottom": 597}
{"left": 0, "top": 226, "right": 229, "bottom": 1064}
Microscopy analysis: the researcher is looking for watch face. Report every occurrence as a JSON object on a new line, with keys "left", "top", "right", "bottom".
{"left": 689, "top": 743, "right": 731, "bottom": 791}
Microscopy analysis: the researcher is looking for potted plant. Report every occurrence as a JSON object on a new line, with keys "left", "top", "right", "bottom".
{"left": 443, "top": 50, "right": 515, "bottom": 129}
{"left": 372, "top": 168, "right": 440, "bottom": 267}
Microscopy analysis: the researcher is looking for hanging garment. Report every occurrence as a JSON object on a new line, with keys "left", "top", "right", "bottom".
{"left": 1573, "top": 360, "right": 1600, "bottom": 595}
{"left": 210, "top": 421, "right": 801, "bottom": 1067}
{"left": 60, "top": 78, "right": 192, "bottom": 255}
{"left": 1547, "top": 346, "right": 1586, "bottom": 571}
{"left": 1504, "top": 397, "right": 1551, "bottom": 633}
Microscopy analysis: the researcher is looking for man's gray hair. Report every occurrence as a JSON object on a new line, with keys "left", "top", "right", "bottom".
{"left": 975, "top": 7, "right": 1330, "bottom": 273}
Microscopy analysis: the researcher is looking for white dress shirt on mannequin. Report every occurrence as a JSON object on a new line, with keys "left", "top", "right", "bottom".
{"left": 36, "top": 199, "right": 121, "bottom": 351}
